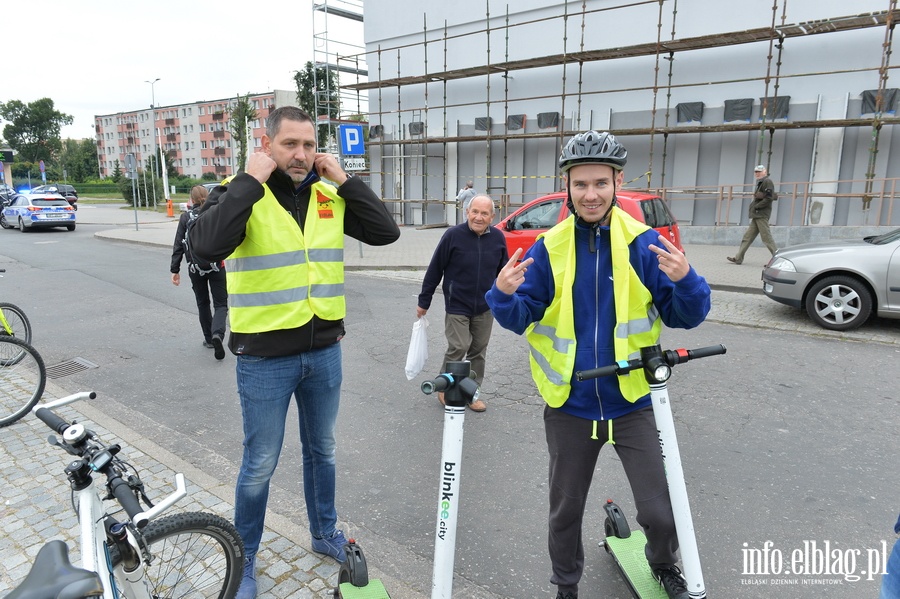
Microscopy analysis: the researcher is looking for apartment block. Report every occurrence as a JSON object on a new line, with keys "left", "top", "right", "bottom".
{"left": 94, "top": 90, "right": 298, "bottom": 180}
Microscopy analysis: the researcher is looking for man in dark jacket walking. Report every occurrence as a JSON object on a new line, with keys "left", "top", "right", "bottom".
{"left": 417, "top": 195, "right": 508, "bottom": 411}
{"left": 728, "top": 164, "right": 778, "bottom": 264}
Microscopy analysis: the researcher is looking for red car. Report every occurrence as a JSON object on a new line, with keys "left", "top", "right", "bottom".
{"left": 497, "top": 190, "right": 683, "bottom": 259}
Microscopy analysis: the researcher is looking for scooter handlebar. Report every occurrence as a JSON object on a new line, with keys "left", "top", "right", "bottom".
{"left": 421, "top": 374, "right": 453, "bottom": 395}
{"left": 575, "top": 344, "right": 726, "bottom": 382}
{"left": 684, "top": 344, "right": 727, "bottom": 361}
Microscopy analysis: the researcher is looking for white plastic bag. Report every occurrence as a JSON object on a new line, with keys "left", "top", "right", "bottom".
{"left": 404, "top": 315, "right": 429, "bottom": 380}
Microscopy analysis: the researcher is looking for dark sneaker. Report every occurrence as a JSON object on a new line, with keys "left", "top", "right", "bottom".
{"left": 555, "top": 591, "right": 577, "bottom": 599}
{"left": 235, "top": 556, "right": 257, "bottom": 599}
{"left": 653, "top": 565, "right": 690, "bottom": 599}
{"left": 212, "top": 334, "right": 225, "bottom": 360}
{"left": 312, "top": 529, "right": 348, "bottom": 562}
{"left": 202, "top": 340, "right": 215, "bottom": 349}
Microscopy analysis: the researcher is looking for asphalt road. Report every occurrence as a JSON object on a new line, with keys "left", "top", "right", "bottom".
{"left": 1, "top": 220, "right": 897, "bottom": 598}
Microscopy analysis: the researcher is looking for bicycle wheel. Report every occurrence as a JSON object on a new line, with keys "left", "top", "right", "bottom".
{"left": 0, "top": 302, "right": 32, "bottom": 345}
{"left": 0, "top": 336, "right": 46, "bottom": 427}
{"left": 110, "top": 512, "right": 244, "bottom": 599}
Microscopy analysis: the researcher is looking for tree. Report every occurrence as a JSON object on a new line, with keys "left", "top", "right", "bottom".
{"left": 0, "top": 98, "right": 73, "bottom": 163}
{"left": 111, "top": 159, "right": 123, "bottom": 183}
{"left": 59, "top": 138, "right": 99, "bottom": 182}
{"left": 294, "top": 61, "right": 340, "bottom": 148}
{"left": 228, "top": 93, "right": 258, "bottom": 173}
{"left": 153, "top": 147, "right": 178, "bottom": 180}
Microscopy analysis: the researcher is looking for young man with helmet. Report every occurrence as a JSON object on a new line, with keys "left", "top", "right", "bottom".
{"left": 485, "top": 130, "right": 711, "bottom": 599}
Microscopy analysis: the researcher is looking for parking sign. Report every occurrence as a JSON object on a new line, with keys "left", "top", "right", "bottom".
{"left": 338, "top": 124, "right": 365, "bottom": 156}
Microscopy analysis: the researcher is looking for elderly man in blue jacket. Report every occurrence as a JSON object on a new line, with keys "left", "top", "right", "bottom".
{"left": 417, "top": 195, "right": 508, "bottom": 411}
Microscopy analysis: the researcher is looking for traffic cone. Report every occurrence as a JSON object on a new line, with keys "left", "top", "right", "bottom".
{"left": 166, "top": 199, "right": 174, "bottom": 217}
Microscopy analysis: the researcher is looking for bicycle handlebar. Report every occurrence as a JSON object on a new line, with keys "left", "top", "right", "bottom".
{"left": 109, "top": 476, "right": 147, "bottom": 526}
{"left": 575, "top": 344, "right": 727, "bottom": 382}
{"left": 32, "top": 391, "right": 186, "bottom": 529}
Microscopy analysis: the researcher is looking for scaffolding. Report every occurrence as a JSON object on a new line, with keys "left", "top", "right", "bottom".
{"left": 328, "top": 0, "right": 898, "bottom": 225}
{"left": 312, "top": 0, "right": 369, "bottom": 150}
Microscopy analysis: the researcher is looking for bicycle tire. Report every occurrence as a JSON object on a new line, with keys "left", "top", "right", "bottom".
{"left": 109, "top": 511, "right": 245, "bottom": 599}
{"left": 0, "top": 302, "right": 32, "bottom": 345}
{"left": 0, "top": 336, "right": 46, "bottom": 427}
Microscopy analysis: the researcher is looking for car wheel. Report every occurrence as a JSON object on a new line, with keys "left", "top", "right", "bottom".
{"left": 66, "top": 224, "right": 75, "bottom": 231}
{"left": 804, "top": 275, "right": 873, "bottom": 331}
{"left": 18, "top": 217, "right": 28, "bottom": 233}
{"left": 0, "top": 214, "right": 8, "bottom": 229}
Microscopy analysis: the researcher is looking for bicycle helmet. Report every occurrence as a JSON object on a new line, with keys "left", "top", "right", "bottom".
{"left": 558, "top": 130, "right": 627, "bottom": 173}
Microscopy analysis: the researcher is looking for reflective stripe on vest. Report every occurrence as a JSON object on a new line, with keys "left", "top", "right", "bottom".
{"left": 226, "top": 182, "right": 346, "bottom": 333}
{"left": 525, "top": 207, "right": 660, "bottom": 407}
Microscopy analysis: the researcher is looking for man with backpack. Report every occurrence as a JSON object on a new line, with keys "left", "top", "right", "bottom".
{"left": 169, "top": 185, "right": 228, "bottom": 360}
{"left": 727, "top": 164, "right": 778, "bottom": 265}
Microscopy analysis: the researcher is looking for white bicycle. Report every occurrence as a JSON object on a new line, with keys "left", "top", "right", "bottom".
{"left": 5, "top": 392, "right": 245, "bottom": 599}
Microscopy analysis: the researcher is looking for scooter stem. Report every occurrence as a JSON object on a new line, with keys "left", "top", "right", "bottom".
{"left": 650, "top": 381, "right": 707, "bottom": 599}
{"left": 431, "top": 361, "right": 471, "bottom": 599}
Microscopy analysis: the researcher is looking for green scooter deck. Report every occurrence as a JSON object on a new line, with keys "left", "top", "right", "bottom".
{"left": 336, "top": 579, "right": 391, "bottom": 598}
{"left": 604, "top": 531, "right": 669, "bottom": 599}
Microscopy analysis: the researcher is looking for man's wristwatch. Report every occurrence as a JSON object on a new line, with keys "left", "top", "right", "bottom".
{"left": 343, "top": 173, "right": 355, "bottom": 184}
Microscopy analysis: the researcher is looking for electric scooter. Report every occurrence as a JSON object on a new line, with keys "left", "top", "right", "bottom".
{"left": 334, "top": 360, "right": 479, "bottom": 599}
{"left": 575, "top": 343, "right": 726, "bottom": 599}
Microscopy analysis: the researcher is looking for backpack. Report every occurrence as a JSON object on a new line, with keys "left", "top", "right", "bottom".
{"left": 182, "top": 208, "right": 220, "bottom": 275}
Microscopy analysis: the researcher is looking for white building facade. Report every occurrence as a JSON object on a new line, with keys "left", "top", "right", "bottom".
{"left": 355, "top": 0, "right": 899, "bottom": 229}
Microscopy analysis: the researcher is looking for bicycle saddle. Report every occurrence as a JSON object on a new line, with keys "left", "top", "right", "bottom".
{"left": 6, "top": 539, "right": 104, "bottom": 598}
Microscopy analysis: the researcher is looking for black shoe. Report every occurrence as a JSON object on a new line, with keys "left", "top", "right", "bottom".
{"left": 726, "top": 256, "right": 742, "bottom": 264}
{"left": 653, "top": 565, "right": 690, "bottom": 599}
{"left": 555, "top": 591, "right": 577, "bottom": 599}
{"left": 211, "top": 335, "right": 225, "bottom": 360}
{"left": 202, "top": 340, "right": 215, "bottom": 349}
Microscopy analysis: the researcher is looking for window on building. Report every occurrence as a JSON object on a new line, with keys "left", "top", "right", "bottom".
{"left": 675, "top": 102, "right": 704, "bottom": 123}
{"left": 861, "top": 89, "right": 898, "bottom": 114}
{"left": 759, "top": 96, "right": 790, "bottom": 120}
{"left": 724, "top": 98, "right": 753, "bottom": 122}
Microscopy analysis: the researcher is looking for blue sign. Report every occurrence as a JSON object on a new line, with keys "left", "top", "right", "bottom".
{"left": 338, "top": 124, "right": 365, "bottom": 156}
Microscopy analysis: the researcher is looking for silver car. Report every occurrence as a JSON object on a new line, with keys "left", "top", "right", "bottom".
{"left": 761, "top": 228, "right": 900, "bottom": 330}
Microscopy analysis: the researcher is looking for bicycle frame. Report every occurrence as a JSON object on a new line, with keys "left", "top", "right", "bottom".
{"left": 32, "top": 392, "right": 187, "bottom": 599}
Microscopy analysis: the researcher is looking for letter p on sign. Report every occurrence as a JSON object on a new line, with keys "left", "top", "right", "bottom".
{"left": 338, "top": 124, "right": 365, "bottom": 156}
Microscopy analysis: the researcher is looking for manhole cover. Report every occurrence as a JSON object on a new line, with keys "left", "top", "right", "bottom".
{"left": 46, "top": 357, "right": 100, "bottom": 379}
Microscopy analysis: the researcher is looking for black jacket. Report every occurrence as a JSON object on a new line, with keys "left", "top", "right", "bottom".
{"left": 749, "top": 176, "right": 776, "bottom": 219}
{"left": 190, "top": 169, "right": 400, "bottom": 356}
{"left": 418, "top": 222, "right": 509, "bottom": 316}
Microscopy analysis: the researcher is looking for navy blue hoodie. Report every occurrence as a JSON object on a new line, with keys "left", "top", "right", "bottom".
{"left": 419, "top": 222, "right": 509, "bottom": 316}
{"left": 486, "top": 219, "right": 710, "bottom": 420}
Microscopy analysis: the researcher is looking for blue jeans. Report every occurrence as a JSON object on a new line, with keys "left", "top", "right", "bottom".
{"left": 233, "top": 343, "right": 343, "bottom": 557}
{"left": 882, "top": 515, "right": 900, "bottom": 598}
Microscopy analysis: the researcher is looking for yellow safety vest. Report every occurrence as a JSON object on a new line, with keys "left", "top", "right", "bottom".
{"left": 525, "top": 207, "right": 662, "bottom": 406}
{"left": 225, "top": 182, "right": 346, "bottom": 333}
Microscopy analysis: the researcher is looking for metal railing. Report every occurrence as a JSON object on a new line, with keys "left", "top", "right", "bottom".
{"left": 652, "top": 177, "right": 899, "bottom": 227}
{"left": 377, "top": 176, "right": 900, "bottom": 228}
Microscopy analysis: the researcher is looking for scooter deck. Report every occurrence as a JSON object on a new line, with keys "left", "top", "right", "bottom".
{"left": 336, "top": 579, "right": 391, "bottom": 598}
{"left": 604, "top": 531, "right": 668, "bottom": 599}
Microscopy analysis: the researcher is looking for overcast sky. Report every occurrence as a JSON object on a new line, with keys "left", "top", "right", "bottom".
{"left": 2, "top": 0, "right": 352, "bottom": 140}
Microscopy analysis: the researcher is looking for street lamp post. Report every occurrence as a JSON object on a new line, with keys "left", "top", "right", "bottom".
{"left": 144, "top": 77, "right": 162, "bottom": 208}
